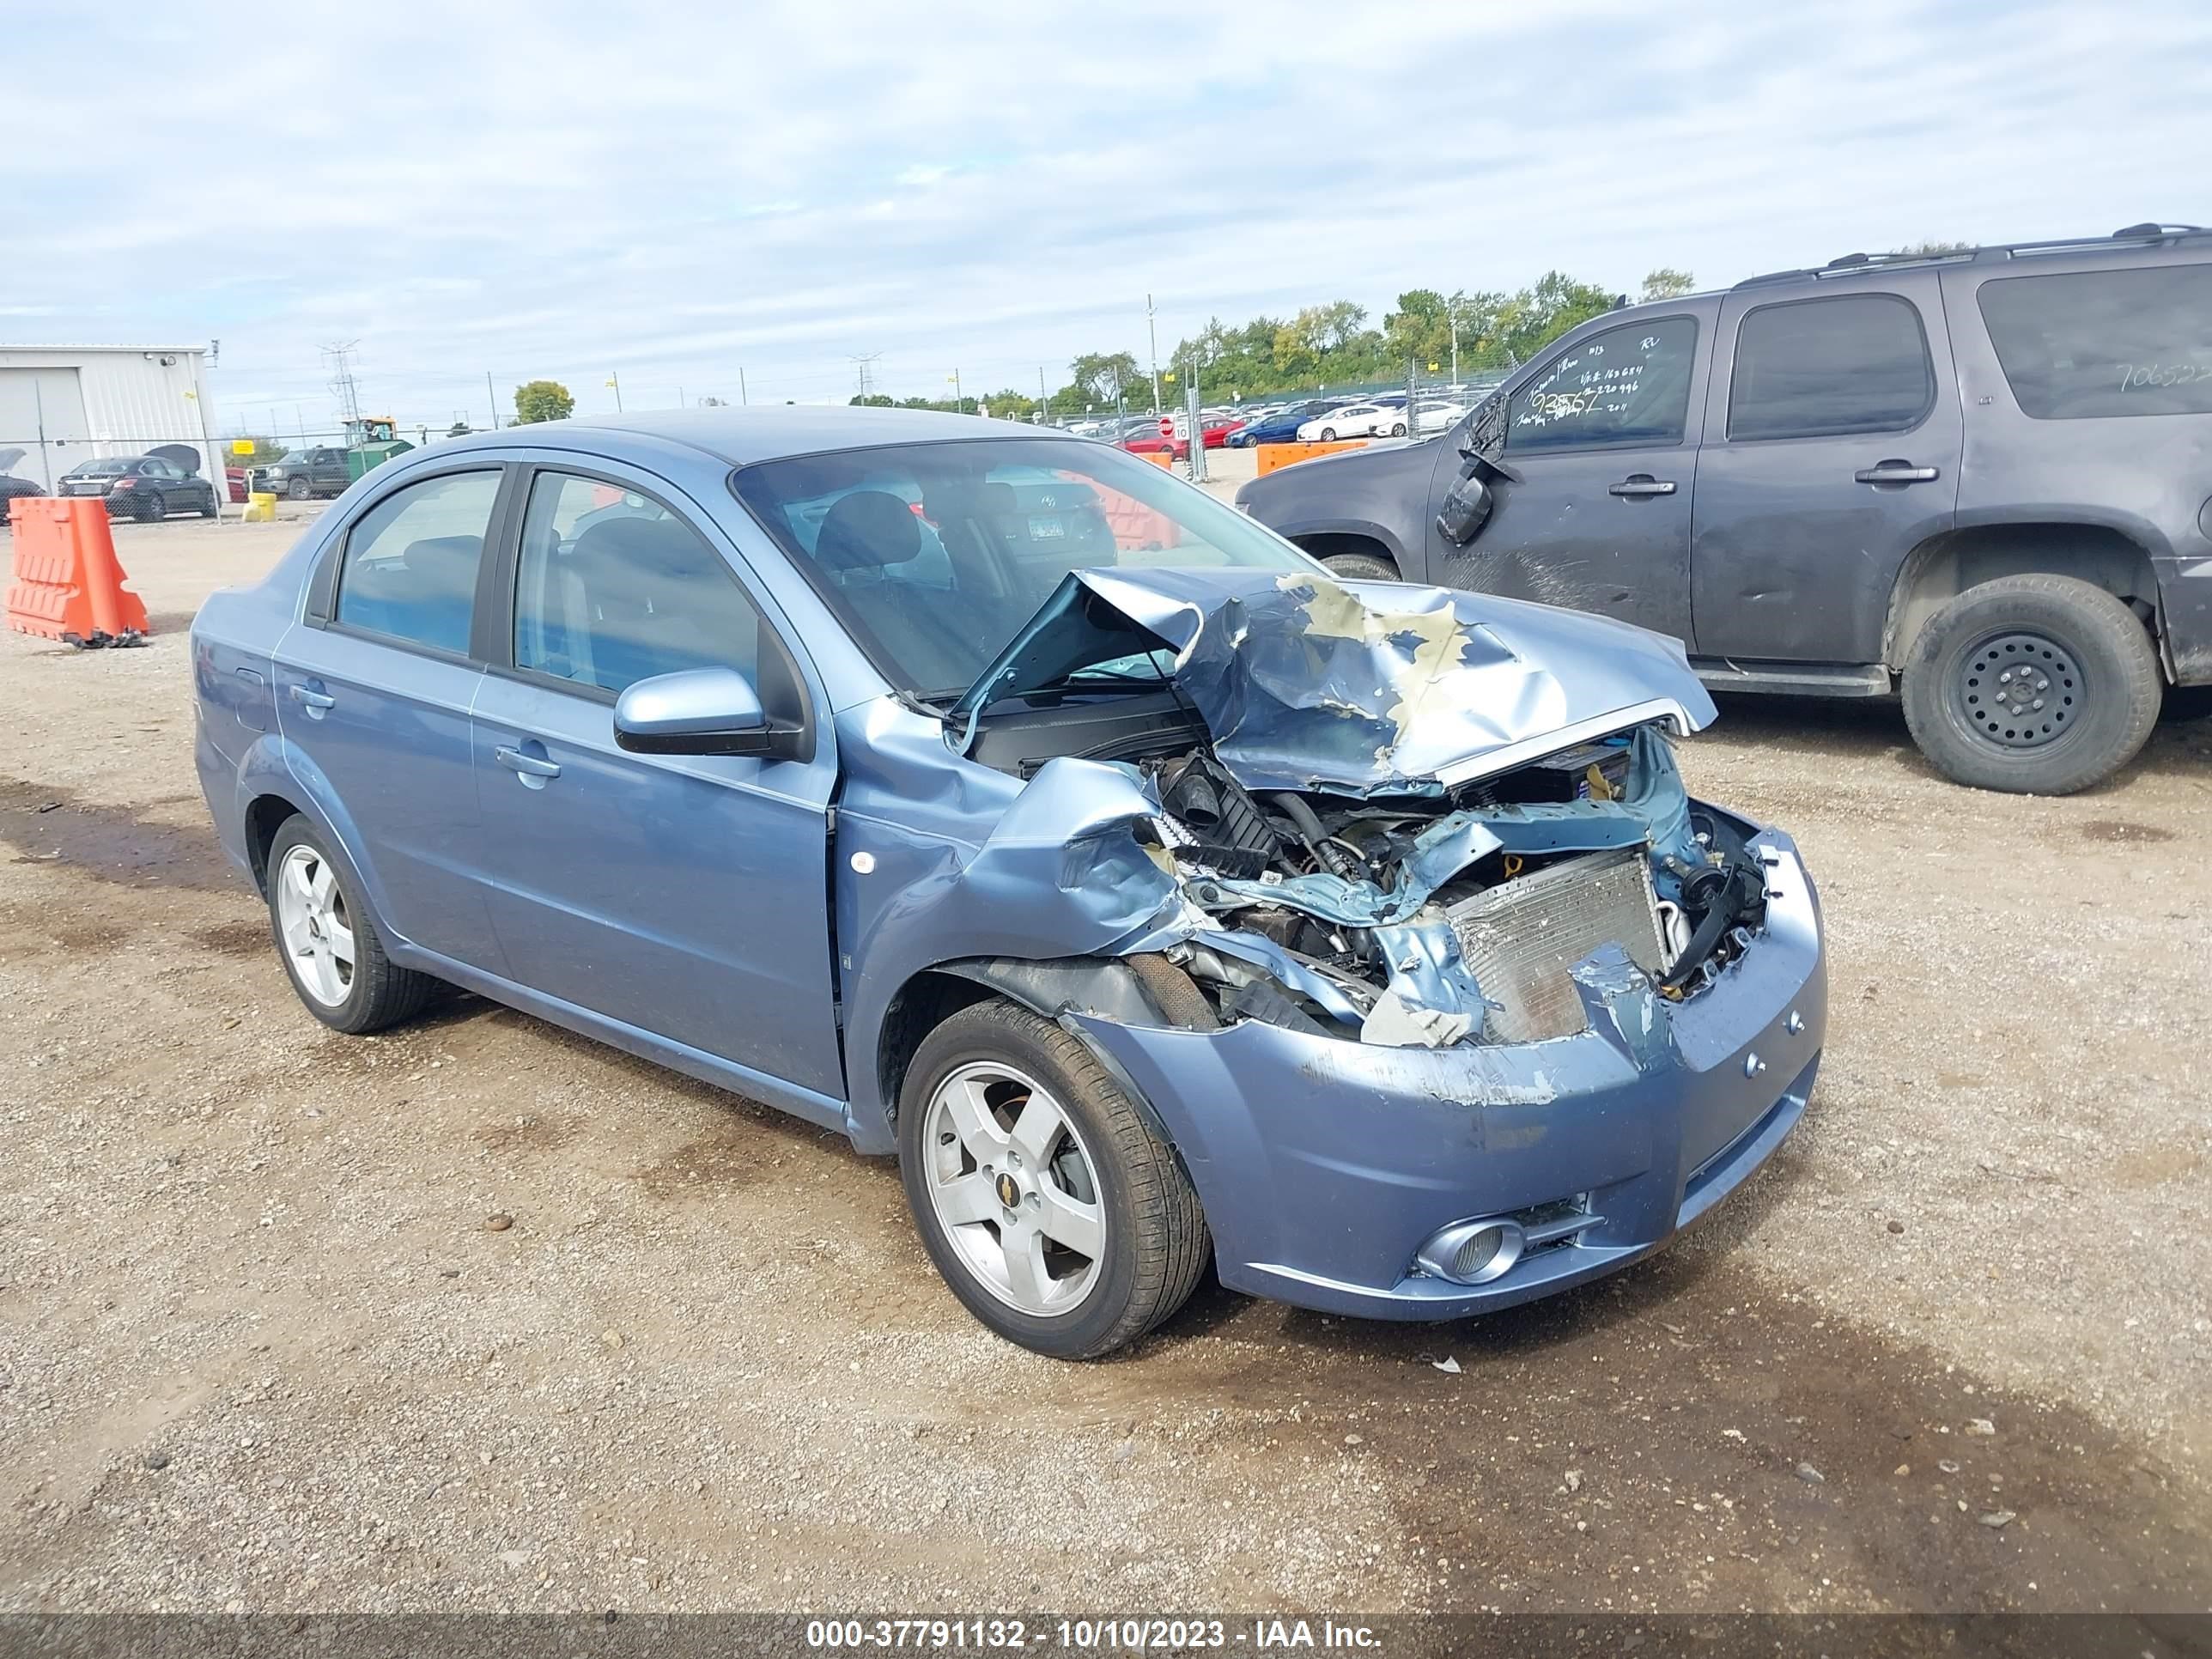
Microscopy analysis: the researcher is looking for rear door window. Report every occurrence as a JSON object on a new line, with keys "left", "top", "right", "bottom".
{"left": 1727, "top": 294, "right": 1934, "bottom": 440}
{"left": 1507, "top": 316, "right": 1700, "bottom": 451}
{"left": 1977, "top": 264, "right": 2212, "bottom": 418}
{"left": 334, "top": 470, "right": 502, "bottom": 656}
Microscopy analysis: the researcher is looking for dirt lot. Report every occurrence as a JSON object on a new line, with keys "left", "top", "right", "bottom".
{"left": 2, "top": 513, "right": 2208, "bottom": 1614}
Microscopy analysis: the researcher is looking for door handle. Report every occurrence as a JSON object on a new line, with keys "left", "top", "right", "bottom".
{"left": 289, "top": 681, "right": 335, "bottom": 716}
{"left": 495, "top": 744, "right": 562, "bottom": 781}
{"left": 1855, "top": 462, "right": 1941, "bottom": 484}
{"left": 1607, "top": 476, "right": 1676, "bottom": 496}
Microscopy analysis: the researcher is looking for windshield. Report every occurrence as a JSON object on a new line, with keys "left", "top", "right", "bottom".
{"left": 731, "top": 436, "right": 1316, "bottom": 696}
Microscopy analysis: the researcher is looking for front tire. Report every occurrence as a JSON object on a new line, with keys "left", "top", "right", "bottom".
{"left": 287, "top": 477, "right": 312, "bottom": 501}
{"left": 1320, "top": 549, "right": 1399, "bottom": 582}
{"left": 265, "top": 817, "right": 439, "bottom": 1034}
{"left": 897, "top": 1000, "right": 1209, "bottom": 1359}
{"left": 1318, "top": 427, "right": 1337, "bottom": 442}
{"left": 1900, "top": 574, "right": 2161, "bottom": 795}
{"left": 1389, "top": 422, "right": 1407, "bottom": 436}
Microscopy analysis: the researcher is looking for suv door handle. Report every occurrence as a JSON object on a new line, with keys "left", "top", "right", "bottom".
{"left": 495, "top": 744, "right": 562, "bottom": 781}
{"left": 289, "top": 681, "right": 335, "bottom": 715}
{"left": 1607, "top": 476, "right": 1676, "bottom": 496}
{"left": 1855, "top": 462, "right": 1941, "bottom": 483}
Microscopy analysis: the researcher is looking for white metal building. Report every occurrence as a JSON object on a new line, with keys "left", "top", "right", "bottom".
{"left": 0, "top": 344, "right": 220, "bottom": 494}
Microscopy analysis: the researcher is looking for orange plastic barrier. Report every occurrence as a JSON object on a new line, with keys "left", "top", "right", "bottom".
{"left": 5, "top": 498, "right": 151, "bottom": 647}
{"left": 1139, "top": 448, "right": 1177, "bottom": 468}
{"left": 1253, "top": 439, "right": 1370, "bottom": 475}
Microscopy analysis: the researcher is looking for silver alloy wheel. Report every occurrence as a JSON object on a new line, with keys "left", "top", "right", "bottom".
{"left": 921, "top": 1060, "right": 1105, "bottom": 1317}
{"left": 275, "top": 843, "right": 356, "bottom": 1008}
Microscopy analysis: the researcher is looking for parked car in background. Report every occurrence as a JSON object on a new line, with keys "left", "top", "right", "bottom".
{"left": 190, "top": 405, "right": 1824, "bottom": 1358}
{"left": 1297, "top": 403, "right": 1403, "bottom": 442}
{"left": 54, "top": 455, "right": 220, "bottom": 521}
{"left": 226, "top": 467, "right": 249, "bottom": 503}
{"left": 0, "top": 448, "right": 42, "bottom": 526}
{"left": 1227, "top": 401, "right": 1335, "bottom": 447}
{"left": 1413, "top": 399, "right": 1468, "bottom": 434}
{"left": 1237, "top": 222, "right": 2212, "bottom": 795}
{"left": 256, "top": 446, "right": 352, "bottom": 500}
{"left": 1122, "top": 414, "right": 1243, "bottom": 460}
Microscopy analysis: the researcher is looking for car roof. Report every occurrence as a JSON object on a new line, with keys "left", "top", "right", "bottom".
{"left": 432, "top": 405, "right": 1050, "bottom": 469}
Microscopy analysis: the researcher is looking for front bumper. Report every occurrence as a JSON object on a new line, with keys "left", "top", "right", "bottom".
{"left": 1067, "top": 819, "right": 1826, "bottom": 1321}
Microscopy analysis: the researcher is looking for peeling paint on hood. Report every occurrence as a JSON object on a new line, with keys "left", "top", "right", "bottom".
{"left": 950, "top": 567, "right": 1716, "bottom": 796}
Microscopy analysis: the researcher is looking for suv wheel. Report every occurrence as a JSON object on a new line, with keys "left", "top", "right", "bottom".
{"left": 1901, "top": 574, "right": 2161, "bottom": 795}
{"left": 287, "top": 476, "right": 312, "bottom": 501}
{"left": 1320, "top": 549, "right": 1399, "bottom": 582}
{"left": 897, "top": 1000, "right": 1209, "bottom": 1359}
{"left": 265, "top": 816, "right": 440, "bottom": 1033}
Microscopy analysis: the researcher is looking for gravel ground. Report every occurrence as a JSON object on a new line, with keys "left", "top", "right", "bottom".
{"left": 1, "top": 513, "right": 2207, "bottom": 1614}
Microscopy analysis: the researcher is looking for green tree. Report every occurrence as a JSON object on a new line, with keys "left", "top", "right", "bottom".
{"left": 1892, "top": 240, "right": 1972, "bottom": 255}
{"left": 1639, "top": 266, "right": 1696, "bottom": 301}
{"left": 512, "top": 380, "right": 574, "bottom": 424}
{"left": 1383, "top": 289, "right": 1453, "bottom": 370}
{"left": 1068, "top": 351, "right": 1143, "bottom": 409}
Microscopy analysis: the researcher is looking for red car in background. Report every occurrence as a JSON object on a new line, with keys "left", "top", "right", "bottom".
{"left": 225, "top": 467, "right": 248, "bottom": 503}
{"left": 1120, "top": 414, "right": 1246, "bottom": 461}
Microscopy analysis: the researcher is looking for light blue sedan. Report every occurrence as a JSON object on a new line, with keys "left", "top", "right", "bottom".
{"left": 191, "top": 408, "right": 1825, "bottom": 1358}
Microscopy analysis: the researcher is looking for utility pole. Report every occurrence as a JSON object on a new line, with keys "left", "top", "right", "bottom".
{"left": 738, "top": 367, "right": 749, "bottom": 405}
{"left": 1146, "top": 294, "right": 1162, "bottom": 416}
{"left": 949, "top": 368, "right": 963, "bottom": 409}
{"left": 321, "top": 341, "right": 363, "bottom": 434}
{"left": 1037, "top": 366, "right": 1048, "bottom": 424}
{"left": 486, "top": 371, "right": 500, "bottom": 429}
{"left": 605, "top": 372, "right": 623, "bottom": 411}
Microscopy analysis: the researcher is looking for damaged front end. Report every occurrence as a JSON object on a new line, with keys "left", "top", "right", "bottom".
{"left": 840, "top": 565, "right": 1826, "bottom": 1318}
{"left": 942, "top": 568, "right": 1765, "bottom": 1052}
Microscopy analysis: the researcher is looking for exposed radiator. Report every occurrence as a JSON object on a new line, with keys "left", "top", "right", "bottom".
{"left": 1444, "top": 848, "right": 1668, "bottom": 1044}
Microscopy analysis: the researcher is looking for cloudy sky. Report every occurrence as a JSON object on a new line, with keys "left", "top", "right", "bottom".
{"left": 5, "top": 0, "right": 2207, "bottom": 434}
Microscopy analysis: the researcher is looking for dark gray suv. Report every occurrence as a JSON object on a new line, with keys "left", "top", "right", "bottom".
{"left": 1237, "top": 223, "right": 2212, "bottom": 795}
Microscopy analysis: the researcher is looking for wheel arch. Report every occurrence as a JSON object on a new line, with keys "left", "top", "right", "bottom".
{"left": 1884, "top": 521, "right": 2165, "bottom": 676}
{"left": 869, "top": 957, "right": 1190, "bottom": 1148}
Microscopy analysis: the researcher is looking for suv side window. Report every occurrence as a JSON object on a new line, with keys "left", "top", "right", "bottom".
{"left": 1728, "top": 293, "right": 1934, "bottom": 441}
{"left": 513, "top": 470, "right": 763, "bottom": 696}
{"left": 1506, "top": 316, "right": 1699, "bottom": 452}
{"left": 333, "top": 470, "right": 501, "bottom": 656}
{"left": 1977, "top": 264, "right": 2212, "bottom": 419}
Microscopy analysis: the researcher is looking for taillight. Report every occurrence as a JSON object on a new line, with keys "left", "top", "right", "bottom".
{"left": 110, "top": 477, "right": 136, "bottom": 489}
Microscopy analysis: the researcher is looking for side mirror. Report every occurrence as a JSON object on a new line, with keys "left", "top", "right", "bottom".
{"left": 1435, "top": 471, "right": 1495, "bottom": 547}
{"left": 614, "top": 667, "right": 790, "bottom": 758}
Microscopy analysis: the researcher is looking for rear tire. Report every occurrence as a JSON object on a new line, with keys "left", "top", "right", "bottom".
{"left": 264, "top": 816, "right": 440, "bottom": 1034}
{"left": 1900, "top": 574, "right": 2160, "bottom": 795}
{"left": 897, "top": 999, "right": 1209, "bottom": 1359}
{"left": 1320, "top": 549, "right": 1399, "bottom": 582}
{"left": 131, "top": 494, "right": 161, "bottom": 523}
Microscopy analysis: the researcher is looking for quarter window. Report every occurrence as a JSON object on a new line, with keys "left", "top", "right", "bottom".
{"left": 1506, "top": 317, "right": 1699, "bottom": 451}
{"left": 1977, "top": 264, "right": 2212, "bottom": 419}
{"left": 333, "top": 470, "right": 501, "bottom": 655}
{"left": 513, "top": 471, "right": 764, "bottom": 696}
{"left": 1728, "top": 294, "right": 1934, "bottom": 441}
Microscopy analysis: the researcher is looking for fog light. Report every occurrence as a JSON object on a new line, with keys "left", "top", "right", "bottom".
{"left": 1414, "top": 1218, "right": 1527, "bottom": 1286}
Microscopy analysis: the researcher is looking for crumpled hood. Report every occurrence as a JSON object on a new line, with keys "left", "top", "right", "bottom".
{"left": 952, "top": 566, "right": 1715, "bottom": 796}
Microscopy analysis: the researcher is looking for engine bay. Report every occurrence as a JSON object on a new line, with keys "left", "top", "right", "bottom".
{"left": 1129, "top": 721, "right": 1771, "bottom": 1047}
